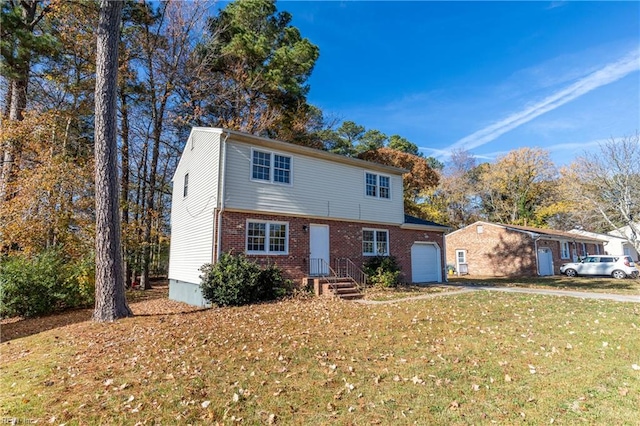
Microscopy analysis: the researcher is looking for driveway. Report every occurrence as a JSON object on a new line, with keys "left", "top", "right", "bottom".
{"left": 357, "top": 284, "right": 640, "bottom": 305}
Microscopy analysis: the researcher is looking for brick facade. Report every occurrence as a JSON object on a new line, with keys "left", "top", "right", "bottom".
{"left": 446, "top": 222, "right": 605, "bottom": 277}
{"left": 221, "top": 210, "right": 446, "bottom": 284}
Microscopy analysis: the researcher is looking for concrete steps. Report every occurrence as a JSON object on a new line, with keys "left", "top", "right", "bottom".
{"left": 321, "top": 278, "right": 363, "bottom": 300}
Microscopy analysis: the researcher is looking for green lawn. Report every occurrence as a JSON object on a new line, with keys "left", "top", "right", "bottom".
{"left": 1, "top": 290, "right": 639, "bottom": 424}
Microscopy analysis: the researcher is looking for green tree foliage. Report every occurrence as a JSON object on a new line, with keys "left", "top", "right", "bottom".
{"left": 199, "top": 253, "right": 290, "bottom": 307}
{"left": 388, "top": 134, "right": 419, "bottom": 156}
{"left": 324, "top": 121, "right": 365, "bottom": 156}
{"left": 0, "top": 249, "right": 94, "bottom": 318}
{"left": 187, "top": 0, "right": 319, "bottom": 140}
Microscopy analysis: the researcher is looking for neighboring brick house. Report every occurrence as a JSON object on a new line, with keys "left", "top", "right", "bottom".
{"left": 445, "top": 221, "right": 606, "bottom": 277}
{"left": 168, "top": 128, "right": 449, "bottom": 306}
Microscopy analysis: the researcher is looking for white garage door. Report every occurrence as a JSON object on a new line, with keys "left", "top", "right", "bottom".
{"left": 411, "top": 243, "right": 441, "bottom": 283}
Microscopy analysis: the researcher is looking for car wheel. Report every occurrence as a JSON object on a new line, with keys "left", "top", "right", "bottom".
{"left": 565, "top": 268, "right": 577, "bottom": 277}
{"left": 611, "top": 270, "right": 627, "bottom": 279}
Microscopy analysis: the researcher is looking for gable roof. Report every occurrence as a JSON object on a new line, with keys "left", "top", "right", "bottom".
{"left": 447, "top": 221, "right": 606, "bottom": 244}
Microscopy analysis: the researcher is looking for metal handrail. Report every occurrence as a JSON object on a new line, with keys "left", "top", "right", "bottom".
{"left": 309, "top": 258, "right": 340, "bottom": 295}
{"left": 310, "top": 257, "right": 369, "bottom": 294}
{"left": 340, "top": 258, "right": 367, "bottom": 291}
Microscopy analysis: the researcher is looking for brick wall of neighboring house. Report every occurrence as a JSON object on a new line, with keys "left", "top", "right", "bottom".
{"left": 446, "top": 224, "right": 606, "bottom": 277}
{"left": 446, "top": 224, "right": 537, "bottom": 276}
{"left": 221, "top": 210, "right": 446, "bottom": 284}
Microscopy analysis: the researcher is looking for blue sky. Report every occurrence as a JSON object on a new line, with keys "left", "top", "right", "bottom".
{"left": 275, "top": 1, "right": 640, "bottom": 166}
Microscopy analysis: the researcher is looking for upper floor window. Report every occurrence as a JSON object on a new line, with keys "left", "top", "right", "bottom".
{"left": 365, "top": 172, "right": 390, "bottom": 199}
{"left": 363, "top": 228, "right": 389, "bottom": 256}
{"left": 183, "top": 173, "right": 189, "bottom": 198}
{"left": 246, "top": 220, "right": 288, "bottom": 254}
{"left": 252, "top": 149, "right": 291, "bottom": 184}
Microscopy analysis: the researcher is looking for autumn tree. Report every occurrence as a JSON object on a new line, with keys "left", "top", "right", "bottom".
{"left": 0, "top": 0, "right": 55, "bottom": 202}
{"left": 565, "top": 132, "right": 640, "bottom": 249}
{"left": 93, "top": 0, "right": 131, "bottom": 321}
{"left": 427, "top": 149, "right": 483, "bottom": 228}
{"left": 478, "top": 147, "right": 558, "bottom": 226}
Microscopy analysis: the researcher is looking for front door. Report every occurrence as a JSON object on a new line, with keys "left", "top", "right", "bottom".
{"left": 537, "top": 248, "right": 553, "bottom": 276}
{"left": 309, "top": 224, "right": 330, "bottom": 275}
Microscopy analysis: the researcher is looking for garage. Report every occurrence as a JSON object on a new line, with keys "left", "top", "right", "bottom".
{"left": 411, "top": 243, "right": 442, "bottom": 283}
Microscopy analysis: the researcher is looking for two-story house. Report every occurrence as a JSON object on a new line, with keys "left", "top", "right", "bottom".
{"left": 168, "top": 128, "right": 448, "bottom": 306}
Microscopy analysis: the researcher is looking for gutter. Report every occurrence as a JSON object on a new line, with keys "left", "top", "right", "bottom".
{"left": 215, "top": 131, "right": 231, "bottom": 262}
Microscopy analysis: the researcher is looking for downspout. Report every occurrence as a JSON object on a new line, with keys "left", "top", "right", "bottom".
{"left": 442, "top": 233, "right": 448, "bottom": 282}
{"left": 533, "top": 235, "right": 541, "bottom": 276}
{"left": 215, "top": 131, "right": 231, "bottom": 262}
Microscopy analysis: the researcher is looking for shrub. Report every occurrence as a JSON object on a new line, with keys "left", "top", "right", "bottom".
{"left": 200, "top": 253, "right": 291, "bottom": 307}
{"left": 0, "top": 249, "right": 95, "bottom": 318}
{"left": 363, "top": 256, "right": 401, "bottom": 288}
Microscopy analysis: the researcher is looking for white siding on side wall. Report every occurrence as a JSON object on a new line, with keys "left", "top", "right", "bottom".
{"left": 168, "top": 129, "right": 222, "bottom": 285}
{"left": 223, "top": 140, "right": 405, "bottom": 224}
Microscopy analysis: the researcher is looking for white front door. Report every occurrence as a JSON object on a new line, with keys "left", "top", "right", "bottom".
{"left": 537, "top": 248, "right": 553, "bottom": 276}
{"left": 310, "top": 224, "right": 330, "bottom": 275}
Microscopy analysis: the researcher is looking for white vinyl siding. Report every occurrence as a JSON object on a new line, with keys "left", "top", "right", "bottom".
{"left": 225, "top": 141, "right": 404, "bottom": 224}
{"left": 168, "top": 130, "right": 221, "bottom": 285}
{"left": 363, "top": 228, "right": 389, "bottom": 256}
{"left": 246, "top": 220, "right": 288, "bottom": 255}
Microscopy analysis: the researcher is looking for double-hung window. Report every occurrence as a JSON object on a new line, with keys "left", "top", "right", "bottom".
{"left": 246, "top": 220, "right": 288, "bottom": 254}
{"left": 363, "top": 229, "right": 389, "bottom": 256}
{"left": 560, "top": 241, "right": 570, "bottom": 259}
{"left": 252, "top": 149, "right": 291, "bottom": 184}
{"left": 365, "top": 172, "right": 390, "bottom": 199}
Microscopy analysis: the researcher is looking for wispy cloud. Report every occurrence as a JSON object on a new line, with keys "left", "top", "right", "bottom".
{"left": 440, "top": 49, "right": 640, "bottom": 157}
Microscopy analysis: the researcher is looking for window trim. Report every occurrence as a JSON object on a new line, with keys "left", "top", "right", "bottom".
{"left": 250, "top": 148, "right": 293, "bottom": 186}
{"left": 364, "top": 171, "right": 391, "bottom": 200}
{"left": 362, "top": 228, "right": 390, "bottom": 256}
{"left": 246, "top": 219, "right": 289, "bottom": 255}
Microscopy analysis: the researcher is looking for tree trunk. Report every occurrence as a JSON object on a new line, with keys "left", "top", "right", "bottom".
{"left": 93, "top": 0, "right": 132, "bottom": 322}
{"left": 119, "top": 84, "right": 132, "bottom": 287}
